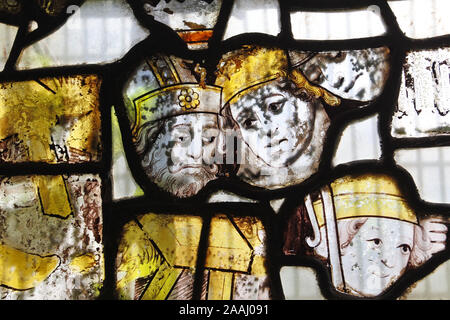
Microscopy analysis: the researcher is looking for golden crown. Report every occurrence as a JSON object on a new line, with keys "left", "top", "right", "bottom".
{"left": 124, "top": 54, "right": 222, "bottom": 138}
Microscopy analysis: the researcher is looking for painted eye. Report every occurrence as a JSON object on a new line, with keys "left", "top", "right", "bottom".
{"left": 203, "top": 136, "right": 216, "bottom": 144}
{"left": 268, "top": 102, "right": 281, "bottom": 112}
{"left": 297, "top": 90, "right": 312, "bottom": 102}
{"left": 368, "top": 238, "right": 382, "bottom": 247}
{"left": 398, "top": 244, "right": 411, "bottom": 254}
{"left": 243, "top": 118, "right": 255, "bottom": 129}
{"left": 177, "top": 135, "right": 189, "bottom": 143}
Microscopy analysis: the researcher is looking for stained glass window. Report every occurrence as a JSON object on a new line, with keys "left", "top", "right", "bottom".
{"left": 1, "top": 0, "right": 450, "bottom": 308}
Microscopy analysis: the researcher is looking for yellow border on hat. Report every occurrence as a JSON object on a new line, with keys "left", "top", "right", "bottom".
{"left": 313, "top": 193, "right": 418, "bottom": 227}
{"left": 312, "top": 174, "right": 419, "bottom": 227}
{"left": 132, "top": 83, "right": 222, "bottom": 137}
{"left": 216, "top": 46, "right": 341, "bottom": 108}
{"left": 225, "top": 69, "right": 341, "bottom": 109}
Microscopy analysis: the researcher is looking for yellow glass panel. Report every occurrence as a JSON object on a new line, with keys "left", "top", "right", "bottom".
{"left": 0, "top": 75, "right": 102, "bottom": 163}
{"left": 0, "top": 244, "right": 60, "bottom": 290}
{"left": 116, "top": 220, "right": 163, "bottom": 299}
{"left": 206, "top": 214, "right": 252, "bottom": 272}
{"left": 34, "top": 175, "right": 72, "bottom": 218}
{"left": 69, "top": 253, "right": 96, "bottom": 274}
{"left": 138, "top": 214, "right": 202, "bottom": 268}
{"left": 140, "top": 263, "right": 183, "bottom": 300}
{"left": 207, "top": 270, "right": 233, "bottom": 300}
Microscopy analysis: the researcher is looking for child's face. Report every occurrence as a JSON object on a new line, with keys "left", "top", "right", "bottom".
{"left": 340, "top": 217, "right": 414, "bottom": 297}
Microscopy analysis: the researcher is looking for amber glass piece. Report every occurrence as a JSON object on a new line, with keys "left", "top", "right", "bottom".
{"left": 0, "top": 75, "right": 102, "bottom": 163}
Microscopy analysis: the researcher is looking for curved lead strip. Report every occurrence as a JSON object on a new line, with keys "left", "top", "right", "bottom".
{"left": 304, "top": 193, "right": 321, "bottom": 248}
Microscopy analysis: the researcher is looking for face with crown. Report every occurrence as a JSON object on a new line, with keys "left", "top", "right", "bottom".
{"left": 135, "top": 112, "right": 221, "bottom": 198}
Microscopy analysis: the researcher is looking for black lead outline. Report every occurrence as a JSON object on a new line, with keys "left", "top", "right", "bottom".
{"left": 0, "top": 0, "right": 448, "bottom": 301}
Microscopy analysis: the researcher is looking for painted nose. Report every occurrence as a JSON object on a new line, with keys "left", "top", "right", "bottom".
{"left": 263, "top": 125, "right": 279, "bottom": 139}
{"left": 380, "top": 256, "right": 394, "bottom": 269}
{"left": 268, "top": 127, "right": 279, "bottom": 137}
{"left": 187, "top": 135, "right": 203, "bottom": 160}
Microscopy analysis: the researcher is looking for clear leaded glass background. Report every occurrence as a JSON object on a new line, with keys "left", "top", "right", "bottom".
{"left": 0, "top": 0, "right": 450, "bottom": 301}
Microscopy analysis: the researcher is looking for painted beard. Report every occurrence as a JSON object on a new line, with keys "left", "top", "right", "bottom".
{"left": 141, "top": 145, "right": 219, "bottom": 198}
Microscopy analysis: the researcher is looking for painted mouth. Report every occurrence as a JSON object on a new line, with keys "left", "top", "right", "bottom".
{"left": 265, "top": 138, "right": 288, "bottom": 148}
{"left": 170, "top": 164, "right": 202, "bottom": 173}
{"left": 371, "top": 272, "right": 390, "bottom": 279}
{"left": 170, "top": 164, "right": 216, "bottom": 174}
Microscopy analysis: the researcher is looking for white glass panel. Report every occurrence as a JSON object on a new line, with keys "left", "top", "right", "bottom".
{"left": 112, "top": 108, "right": 143, "bottom": 200}
{"left": 207, "top": 190, "right": 256, "bottom": 203}
{"left": 0, "top": 23, "right": 18, "bottom": 71}
{"left": 333, "top": 115, "right": 381, "bottom": 166}
{"left": 392, "top": 48, "right": 450, "bottom": 137}
{"left": 395, "top": 147, "right": 450, "bottom": 203}
{"left": 223, "top": 0, "right": 280, "bottom": 39}
{"left": 17, "top": 0, "right": 149, "bottom": 69}
{"left": 402, "top": 260, "right": 450, "bottom": 299}
{"left": 291, "top": 9, "right": 385, "bottom": 40}
{"left": 280, "top": 266, "right": 325, "bottom": 300}
{"left": 389, "top": 0, "right": 450, "bottom": 39}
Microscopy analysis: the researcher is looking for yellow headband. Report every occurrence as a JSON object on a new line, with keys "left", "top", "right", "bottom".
{"left": 215, "top": 46, "right": 341, "bottom": 107}
{"left": 131, "top": 84, "right": 222, "bottom": 138}
{"left": 125, "top": 55, "right": 222, "bottom": 138}
{"left": 313, "top": 174, "right": 418, "bottom": 227}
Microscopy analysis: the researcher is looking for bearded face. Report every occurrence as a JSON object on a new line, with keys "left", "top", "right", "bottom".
{"left": 136, "top": 113, "right": 221, "bottom": 198}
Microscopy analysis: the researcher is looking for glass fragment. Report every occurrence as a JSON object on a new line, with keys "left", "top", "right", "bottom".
{"left": 280, "top": 266, "right": 325, "bottom": 300}
{"left": 223, "top": 0, "right": 280, "bottom": 39}
{"left": 0, "top": 23, "right": 18, "bottom": 71}
{"left": 290, "top": 8, "right": 385, "bottom": 40}
{"left": 388, "top": 0, "right": 450, "bottom": 39}
{"left": 0, "top": 75, "right": 102, "bottom": 163}
{"left": 395, "top": 147, "right": 450, "bottom": 203}
{"left": 0, "top": 0, "right": 448, "bottom": 303}
{"left": 122, "top": 54, "right": 223, "bottom": 198}
{"left": 111, "top": 108, "right": 143, "bottom": 200}
{"left": 292, "top": 48, "right": 390, "bottom": 102}
{"left": 400, "top": 260, "right": 450, "bottom": 299}
{"left": 215, "top": 46, "right": 337, "bottom": 189}
{"left": 0, "top": 174, "right": 103, "bottom": 300}
{"left": 116, "top": 212, "right": 270, "bottom": 300}
{"left": 140, "top": 0, "right": 222, "bottom": 30}
{"left": 207, "top": 190, "right": 257, "bottom": 203}
{"left": 333, "top": 115, "right": 380, "bottom": 167}
{"left": 138, "top": 0, "right": 222, "bottom": 49}
{"left": 392, "top": 48, "right": 450, "bottom": 137}
{"left": 283, "top": 173, "right": 448, "bottom": 298}
{"left": 17, "top": 0, "right": 149, "bottom": 69}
